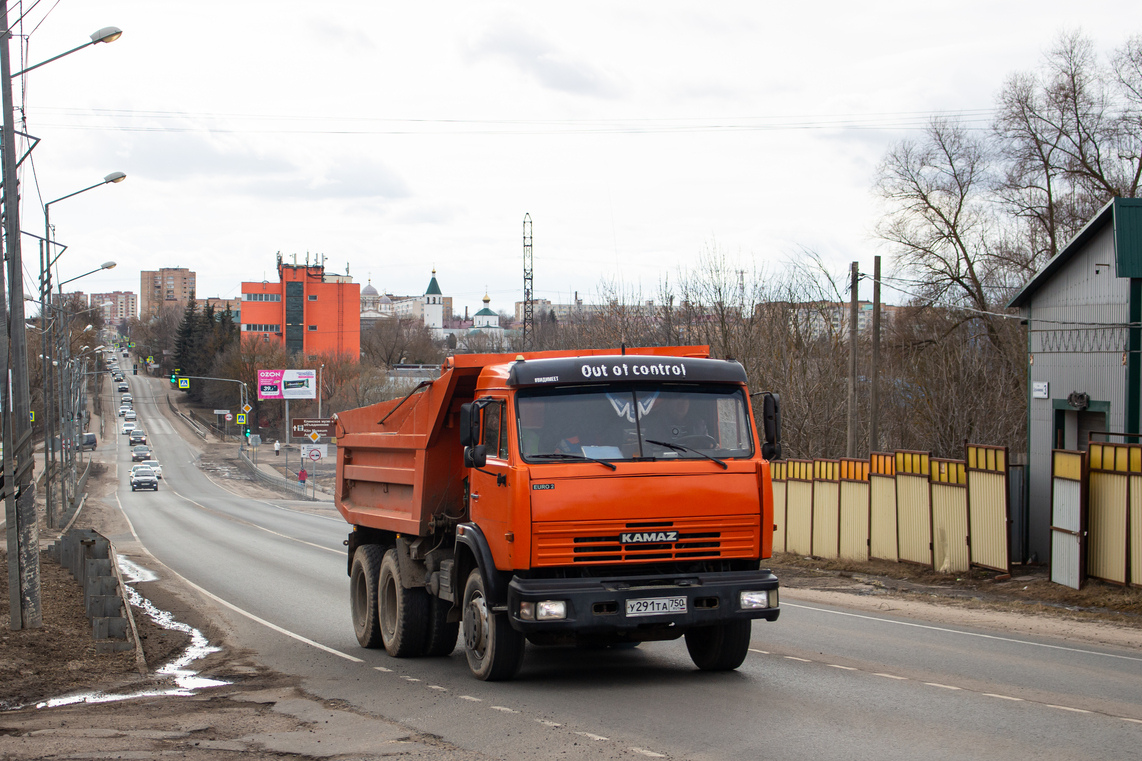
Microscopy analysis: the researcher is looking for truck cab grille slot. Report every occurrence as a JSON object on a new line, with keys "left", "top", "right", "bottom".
{"left": 537, "top": 517, "right": 759, "bottom": 567}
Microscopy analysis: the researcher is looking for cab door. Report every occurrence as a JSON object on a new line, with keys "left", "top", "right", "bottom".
{"left": 470, "top": 397, "right": 517, "bottom": 568}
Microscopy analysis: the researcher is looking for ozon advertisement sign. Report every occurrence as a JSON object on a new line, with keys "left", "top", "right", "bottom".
{"left": 257, "top": 369, "right": 317, "bottom": 400}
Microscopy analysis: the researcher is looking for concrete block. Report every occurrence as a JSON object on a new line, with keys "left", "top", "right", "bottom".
{"left": 92, "top": 617, "right": 128, "bottom": 640}
{"left": 86, "top": 595, "right": 122, "bottom": 619}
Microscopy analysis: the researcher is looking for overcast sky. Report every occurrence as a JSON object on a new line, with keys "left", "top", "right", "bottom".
{"left": 12, "top": 1, "right": 1137, "bottom": 317}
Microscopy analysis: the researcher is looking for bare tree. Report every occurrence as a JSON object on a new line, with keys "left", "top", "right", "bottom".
{"left": 361, "top": 318, "right": 442, "bottom": 368}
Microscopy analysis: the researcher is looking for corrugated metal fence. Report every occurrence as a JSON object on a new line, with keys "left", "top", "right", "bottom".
{"left": 771, "top": 444, "right": 1011, "bottom": 575}
{"left": 1051, "top": 442, "right": 1142, "bottom": 588}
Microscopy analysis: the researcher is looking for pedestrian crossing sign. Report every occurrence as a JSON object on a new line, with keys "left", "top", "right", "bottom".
{"left": 236, "top": 413, "right": 247, "bottom": 424}
{"left": 178, "top": 378, "right": 189, "bottom": 389}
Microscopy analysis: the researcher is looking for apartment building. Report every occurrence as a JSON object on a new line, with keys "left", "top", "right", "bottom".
{"left": 140, "top": 267, "right": 196, "bottom": 318}
{"left": 90, "top": 291, "right": 137, "bottom": 326}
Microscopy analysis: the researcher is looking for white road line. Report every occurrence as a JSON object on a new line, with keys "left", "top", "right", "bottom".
{"left": 459, "top": 695, "right": 482, "bottom": 702}
{"left": 983, "top": 693, "right": 1023, "bottom": 701}
{"left": 784, "top": 656, "right": 812, "bottom": 662}
{"left": 113, "top": 493, "right": 363, "bottom": 664}
{"left": 783, "top": 602, "right": 1142, "bottom": 662}
{"left": 925, "top": 683, "right": 962, "bottom": 690}
{"left": 631, "top": 748, "right": 667, "bottom": 758}
{"left": 748, "top": 648, "right": 770, "bottom": 654}
{"left": 373, "top": 666, "right": 392, "bottom": 673}
{"left": 492, "top": 706, "right": 519, "bottom": 713}
{"left": 829, "top": 664, "right": 857, "bottom": 670}
{"left": 429, "top": 685, "right": 447, "bottom": 691}
{"left": 873, "top": 673, "right": 908, "bottom": 680}
{"left": 401, "top": 676, "right": 421, "bottom": 682}
{"left": 574, "top": 732, "right": 608, "bottom": 741}
{"left": 1047, "top": 704, "right": 1092, "bottom": 714}
{"left": 537, "top": 719, "right": 561, "bottom": 728}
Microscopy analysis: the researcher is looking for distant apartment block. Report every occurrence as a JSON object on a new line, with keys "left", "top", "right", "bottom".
{"left": 197, "top": 296, "right": 242, "bottom": 321}
{"left": 90, "top": 291, "right": 137, "bottom": 325}
{"left": 792, "top": 301, "right": 900, "bottom": 338}
{"left": 140, "top": 267, "right": 196, "bottom": 318}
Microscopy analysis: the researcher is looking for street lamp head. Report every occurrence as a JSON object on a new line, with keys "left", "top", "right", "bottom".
{"left": 90, "top": 27, "right": 123, "bottom": 44}
{"left": 101, "top": 261, "right": 116, "bottom": 270}
{"left": 103, "top": 172, "right": 126, "bottom": 184}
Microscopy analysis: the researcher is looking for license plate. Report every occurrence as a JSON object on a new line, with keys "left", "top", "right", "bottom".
{"left": 625, "top": 596, "right": 687, "bottom": 617}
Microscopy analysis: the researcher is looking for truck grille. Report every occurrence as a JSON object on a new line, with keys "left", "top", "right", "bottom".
{"left": 532, "top": 517, "right": 759, "bottom": 567}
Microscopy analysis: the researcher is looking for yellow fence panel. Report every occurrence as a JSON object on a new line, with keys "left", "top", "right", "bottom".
{"left": 869, "top": 452, "right": 898, "bottom": 561}
{"left": 1132, "top": 475, "right": 1142, "bottom": 587}
{"left": 771, "top": 462, "right": 788, "bottom": 554}
{"left": 1087, "top": 442, "right": 1137, "bottom": 585}
{"left": 931, "top": 482, "right": 969, "bottom": 574}
{"left": 840, "top": 480, "right": 870, "bottom": 561}
{"left": 812, "top": 460, "right": 840, "bottom": 558}
{"left": 785, "top": 461, "right": 814, "bottom": 556}
{"left": 966, "top": 444, "right": 1010, "bottom": 573}
{"left": 896, "top": 451, "right": 932, "bottom": 567}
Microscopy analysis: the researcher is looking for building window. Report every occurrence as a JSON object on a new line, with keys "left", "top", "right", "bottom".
{"left": 308, "top": 295, "right": 317, "bottom": 301}
{"left": 243, "top": 293, "right": 281, "bottom": 302}
{"left": 308, "top": 325, "right": 317, "bottom": 331}
{"left": 243, "top": 324, "right": 280, "bottom": 332}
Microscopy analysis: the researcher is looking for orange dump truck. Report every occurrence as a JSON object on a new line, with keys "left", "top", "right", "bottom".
{"left": 334, "top": 346, "right": 781, "bottom": 680}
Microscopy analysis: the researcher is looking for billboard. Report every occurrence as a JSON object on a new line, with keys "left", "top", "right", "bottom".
{"left": 257, "top": 369, "right": 317, "bottom": 400}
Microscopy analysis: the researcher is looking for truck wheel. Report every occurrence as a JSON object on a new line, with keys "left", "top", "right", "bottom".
{"left": 424, "top": 597, "right": 459, "bottom": 656}
{"left": 462, "top": 569, "right": 525, "bottom": 681}
{"left": 684, "top": 621, "right": 752, "bottom": 671}
{"left": 350, "top": 544, "right": 384, "bottom": 648}
{"left": 378, "top": 549, "right": 428, "bottom": 657}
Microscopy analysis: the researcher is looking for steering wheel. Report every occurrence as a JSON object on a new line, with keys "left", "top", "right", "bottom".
{"left": 677, "top": 434, "right": 718, "bottom": 449}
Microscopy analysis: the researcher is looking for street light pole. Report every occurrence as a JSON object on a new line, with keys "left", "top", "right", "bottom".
{"left": 2, "top": 0, "right": 41, "bottom": 630}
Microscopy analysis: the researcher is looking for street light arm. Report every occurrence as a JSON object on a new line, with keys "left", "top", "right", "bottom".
{"left": 57, "top": 261, "right": 115, "bottom": 288}
{"left": 12, "top": 27, "right": 123, "bottom": 78}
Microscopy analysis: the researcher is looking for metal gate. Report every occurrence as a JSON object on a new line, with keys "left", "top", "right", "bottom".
{"left": 869, "top": 452, "right": 898, "bottom": 561}
{"left": 1050, "top": 450, "right": 1086, "bottom": 589}
{"left": 966, "top": 444, "right": 1010, "bottom": 573}
{"left": 930, "top": 458, "right": 969, "bottom": 574}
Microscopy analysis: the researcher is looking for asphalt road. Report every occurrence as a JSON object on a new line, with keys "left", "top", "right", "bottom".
{"left": 108, "top": 374, "right": 1142, "bottom": 761}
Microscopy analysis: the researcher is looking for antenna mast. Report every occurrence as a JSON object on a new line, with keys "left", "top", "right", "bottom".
{"left": 522, "top": 213, "right": 533, "bottom": 350}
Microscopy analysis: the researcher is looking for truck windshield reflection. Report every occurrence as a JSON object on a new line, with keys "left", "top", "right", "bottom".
{"left": 517, "top": 384, "right": 754, "bottom": 462}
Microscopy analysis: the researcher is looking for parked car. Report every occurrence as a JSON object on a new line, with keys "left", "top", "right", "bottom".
{"left": 117, "top": 383, "right": 128, "bottom": 392}
{"left": 121, "top": 421, "right": 136, "bottom": 435}
{"left": 131, "top": 445, "right": 152, "bottom": 462}
{"left": 130, "top": 467, "right": 158, "bottom": 491}
{"left": 124, "top": 410, "right": 137, "bottom": 421}
{"left": 128, "top": 429, "right": 147, "bottom": 445}
{"left": 140, "top": 459, "right": 163, "bottom": 479}
{"left": 75, "top": 432, "right": 97, "bottom": 451}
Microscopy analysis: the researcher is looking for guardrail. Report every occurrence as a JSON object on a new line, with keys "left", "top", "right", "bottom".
{"left": 236, "top": 448, "right": 311, "bottom": 500}
{"left": 166, "top": 394, "right": 207, "bottom": 441}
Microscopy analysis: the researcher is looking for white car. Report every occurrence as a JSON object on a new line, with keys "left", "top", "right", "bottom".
{"left": 140, "top": 459, "right": 163, "bottom": 479}
{"left": 121, "top": 421, "right": 136, "bottom": 435}
{"left": 118, "top": 406, "right": 131, "bottom": 417}
{"left": 124, "top": 410, "right": 137, "bottom": 421}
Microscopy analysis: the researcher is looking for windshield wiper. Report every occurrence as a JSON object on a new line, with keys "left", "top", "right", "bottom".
{"left": 531, "top": 452, "right": 618, "bottom": 471}
{"left": 644, "top": 439, "right": 728, "bottom": 469}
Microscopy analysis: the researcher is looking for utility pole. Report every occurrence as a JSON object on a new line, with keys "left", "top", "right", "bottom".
{"left": 2, "top": 0, "right": 43, "bottom": 629}
{"left": 870, "top": 256, "right": 882, "bottom": 454}
{"left": 847, "top": 261, "right": 859, "bottom": 459}
{"left": 522, "top": 214, "right": 533, "bottom": 351}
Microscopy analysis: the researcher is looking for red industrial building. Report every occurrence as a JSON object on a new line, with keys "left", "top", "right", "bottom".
{"left": 240, "top": 255, "right": 360, "bottom": 358}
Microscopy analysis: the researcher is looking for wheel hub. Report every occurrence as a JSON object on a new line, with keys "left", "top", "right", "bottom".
{"left": 464, "top": 595, "right": 488, "bottom": 655}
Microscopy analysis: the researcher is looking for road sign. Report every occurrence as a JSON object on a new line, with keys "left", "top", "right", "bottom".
{"left": 249, "top": 435, "right": 262, "bottom": 447}
{"left": 301, "top": 444, "right": 327, "bottom": 460}
{"left": 309, "top": 432, "right": 320, "bottom": 443}
{"left": 236, "top": 413, "right": 247, "bottom": 425}
{"left": 291, "top": 418, "right": 335, "bottom": 437}
{"left": 242, "top": 403, "right": 252, "bottom": 414}
{"left": 178, "top": 378, "right": 189, "bottom": 389}
{"left": 147, "top": 356, "right": 154, "bottom": 363}
{"left": 225, "top": 413, "right": 233, "bottom": 422}
{"left": 214, "top": 409, "right": 229, "bottom": 415}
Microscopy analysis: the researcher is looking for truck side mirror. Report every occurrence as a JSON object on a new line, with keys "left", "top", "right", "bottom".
{"left": 464, "top": 444, "right": 488, "bottom": 469}
{"left": 460, "top": 403, "right": 475, "bottom": 446}
{"left": 760, "top": 392, "right": 781, "bottom": 461}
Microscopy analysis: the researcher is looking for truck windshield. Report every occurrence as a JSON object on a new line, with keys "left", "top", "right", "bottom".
{"left": 517, "top": 384, "right": 754, "bottom": 462}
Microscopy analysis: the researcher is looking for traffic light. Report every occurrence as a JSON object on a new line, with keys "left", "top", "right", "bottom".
{"left": 170, "top": 374, "right": 177, "bottom": 384}
{"left": 244, "top": 428, "right": 251, "bottom": 438}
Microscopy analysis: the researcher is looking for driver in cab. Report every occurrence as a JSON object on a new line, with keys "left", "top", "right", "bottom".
{"left": 642, "top": 395, "right": 710, "bottom": 443}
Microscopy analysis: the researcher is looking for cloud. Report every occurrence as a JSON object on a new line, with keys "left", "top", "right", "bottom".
{"left": 467, "top": 19, "right": 622, "bottom": 98}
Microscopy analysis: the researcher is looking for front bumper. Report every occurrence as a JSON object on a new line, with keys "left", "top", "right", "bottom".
{"left": 507, "top": 569, "right": 779, "bottom": 634}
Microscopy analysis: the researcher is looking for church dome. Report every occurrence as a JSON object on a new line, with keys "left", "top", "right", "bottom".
{"left": 361, "top": 279, "right": 379, "bottom": 297}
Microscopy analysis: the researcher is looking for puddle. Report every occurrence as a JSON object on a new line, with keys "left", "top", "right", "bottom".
{"left": 29, "top": 557, "right": 230, "bottom": 710}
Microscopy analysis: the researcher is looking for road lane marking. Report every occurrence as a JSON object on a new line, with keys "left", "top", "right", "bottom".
{"left": 401, "top": 676, "right": 421, "bottom": 682}
{"left": 459, "top": 695, "right": 481, "bottom": 702}
{"left": 574, "top": 732, "right": 608, "bottom": 741}
{"left": 373, "top": 666, "right": 392, "bottom": 673}
{"left": 925, "top": 683, "right": 962, "bottom": 690}
{"left": 492, "top": 706, "right": 519, "bottom": 713}
{"left": 632, "top": 748, "right": 667, "bottom": 758}
{"left": 782, "top": 601, "right": 1142, "bottom": 662}
{"left": 429, "top": 685, "right": 447, "bottom": 691}
{"left": 113, "top": 493, "right": 363, "bottom": 664}
{"left": 873, "top": 673, "right": 908, "bottom": 680}
{"left": 784, "top": 656, "right": 812, "bottom": 662}
{"left": 983, "top": 693, "right": 1023, "bottom": 701}
{"left": 537, "top": 719, "right": 561, "bottom": 727}
{"left": 829, "top": 664, "right": 857, "bottom": 670}
{"left": 1047, "top": 704, "right": 1092, "bottom": 714}
{"left": 748, "top": 648, "right": 770, "bottom": 654}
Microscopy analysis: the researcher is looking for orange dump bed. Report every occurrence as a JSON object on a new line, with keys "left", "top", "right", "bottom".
{"left": 333, "top": 346, "right": 711, "bottom": 536}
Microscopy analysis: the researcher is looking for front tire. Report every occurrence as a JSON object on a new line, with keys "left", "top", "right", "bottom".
{"left": 684, "top": 621, "right": 752, "bottom": 671}
{"left": 462, "top": 569, "right": 525, "bottom": 681}
{"left": 350, "top": 544, "right": 384, "bottom": 648}
{"left": 378, "top": 549, "right": 428, "bottom": 657}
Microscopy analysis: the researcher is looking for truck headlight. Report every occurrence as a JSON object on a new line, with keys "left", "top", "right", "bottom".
{"left": 519, "top": 602, "right": 535, "bottom": 620}
{"left": 536, "top": 600, "right": 567, "bottom": 620}
{"left": 740, "top": 590, "right": 778, "bottom": 610}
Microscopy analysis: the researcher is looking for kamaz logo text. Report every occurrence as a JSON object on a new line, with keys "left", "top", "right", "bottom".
{"left": 621, "top": 531, "right": 678, "bottom": 544}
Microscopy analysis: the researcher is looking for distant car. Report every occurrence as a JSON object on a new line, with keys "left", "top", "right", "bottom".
{"left": 131, "top": 445, "right": 152, "bottom": 462}
{"left": 76, "top": 432, "right": 97, "bottom": 451}
{"left": 130, "top": 467, "right": 158, "bottom": 491}
{"left": 124, "top": 410, "right": 137, "bottom": 421}
{"left": 113, "top": 373, "right": 124, "bottom": 382}
{"left": 118, "top": 406, "right": 131, "bottom": 417}
{"left": 128, "top": 430, "right": 147, "bottom": 445}
{"left": 121, "top": 421, "right": 136, "bottom": 435}
{"left": 140, "top": 459, "right": 163, "bottom": 479}
{"left": 121, "top": 394, "right": 133, "bottom": 404}
{"left": 117, "top": 383, "right": 128, "bottom": 392}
